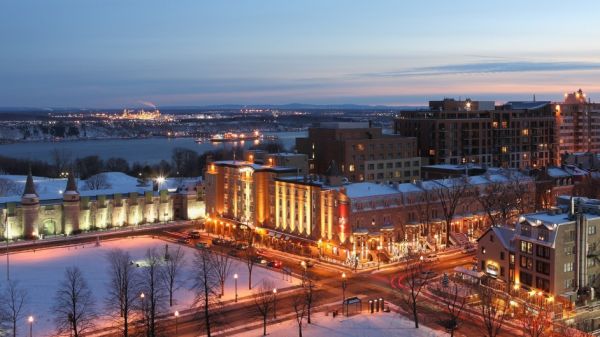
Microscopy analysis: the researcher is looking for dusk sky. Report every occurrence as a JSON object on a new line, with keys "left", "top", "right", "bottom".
{"left": 1, "top": 0, "right": 600, "bottom": 108}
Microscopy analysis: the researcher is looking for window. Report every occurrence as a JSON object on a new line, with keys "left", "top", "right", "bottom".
{"left": 520, "top": 272, "right": 533, "bottom": 286}
{"left": 490, "top": 235, "right": 494, "bottom": 242}
{"left": 564, "top": 245, "right": 574, "bottom": 255}
{"left": 588, "top": 258, "right": 596, "bottom": 267}
{"left": 536, "top": 277, "right": 550, "bottom": 292}
{"left": 589, "top": 226, "right": 597, "bottom": 235}
{"left": 564, "top": 262, "right": 573, "bottom": 273}
{"left": 520, "top": 256, "right": 533, "bottom": 270}
{"left": 536, "top": 245, "right": 551, "bottom": 259}
{"left": 349, "top": 164, "right": 355, "bottom": 172}
{"left": 500, "top": 251, "right": 505, "bottom": 260}
{"left": 536, "top": 261, "right": 550, "bottom": 275}
{"left": 481, "top": 246, "right": 486, "bottom": 254}
{"left": 564, "top": 278, "right": 574, "bottom": 289}
{"left": 538, "top": 228, "right": 549, "bottom": 241}
{"left": 509, "top": 254, "right": 515, "bottom": 265}
{"left": 520, "top": 241, "right": 533, "bottom": 254}
{"left": 368, "top": 164, "right": 374, "bottom": 170}
{"left": 521, "top": 224, "right": 531, "bottom": 237}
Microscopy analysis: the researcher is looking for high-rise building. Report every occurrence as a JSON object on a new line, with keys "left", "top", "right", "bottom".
{"left": 395, "top": 98, "right": 556, "bottom": 169}
{"left": 296, "top": 122, "right": 420, "bottom": 183}
{"left": 554, "top": 89, "right": 600, "bottom": 162}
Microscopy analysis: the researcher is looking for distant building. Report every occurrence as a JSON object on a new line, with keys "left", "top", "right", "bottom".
{"left": 395, "top": 98, "right": 556, "bottom": 169}
{"left": 477, "top": 196, "right": 600, "bottom": 333}
{"left": 296, "top": 122, "right": 421, "bottom": 183}
{"left": 554, "top": 89, "right": 600, "bottom": 163}
{"left": 244, "top": 150, "right": 309, "bottom": 176}
{"left": 0, "top": 172, "right": 204, "bottom": 240}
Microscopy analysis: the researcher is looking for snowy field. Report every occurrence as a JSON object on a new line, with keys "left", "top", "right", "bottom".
{"left": 3, "top": 236, "right": 299, "bottom": 337}
{"left": 235, "top": 311, "right": 442, "bottom": 337}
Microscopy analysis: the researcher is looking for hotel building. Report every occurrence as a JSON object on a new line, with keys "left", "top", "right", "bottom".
{"left": 205, "top": 156, "right": 532, "bottom": 266}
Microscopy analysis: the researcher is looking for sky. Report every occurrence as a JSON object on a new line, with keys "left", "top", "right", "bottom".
{"left": 1, "top": 0, "right": 600, "bottom": 108}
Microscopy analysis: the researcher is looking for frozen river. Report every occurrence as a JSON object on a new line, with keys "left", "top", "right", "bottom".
{"left": 0, "top": 131, "right": 306, "bottom": 164}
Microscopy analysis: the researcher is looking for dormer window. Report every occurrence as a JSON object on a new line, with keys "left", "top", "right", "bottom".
{"left": 538, "top": 227, "right": 549, "bottom": 241}
{"left": 521, "top": 223, "right": 531, "bottom": 237}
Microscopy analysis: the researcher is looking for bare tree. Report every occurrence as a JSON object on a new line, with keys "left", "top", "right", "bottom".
{"left": 434, "top": 178, "right": 467, "bottom": 246}
{"left": 437, "top": 283, "right": 466, "bottom": 337}
{"left": 291, "top": 291, "right": 307, "bottom": 337}
{"left": 105, "top": 249, "right": 139, "bottom": 337}
{"left": 399, "top": 252, "right": 430, "bottom": 328}
{"left": 162, "top": 245, "right": 186, "bottom": 307}
{"left": 138, "top": 248, "right": 166, "bottom": 337}
{"left": 211, "top": 252, "right": 232, "bottom": 298}
{"left": 51, "top": 148, "right": 72, "bottom": 177}
{"left": 191, "top": 248, "right": 221, "bottom": 337}
{"left": 477, "top": 286, "right": 509, "bottom": 337}
{"left": 52, "top": 267, "right": 97, "bottom": 337}
{"left": 0, "top": 178, "right": 19, "bottom": 197}
{"left": 304, "top": 275, "right": 315, "bottom": 324}
{"left": 414, "top": 189, "right": 435, "bottom": 240}
{"left": 244, "top": 235, "right": 257, "bottom": 290}
{"left": 518, "top": 303, "right": 553, "bottom": 337}
{"left": 253, "top": 280, "right": 275, "bottom": 336}
{"left": 2, "top": 280, "right": 27, "bottom": 337}
{"left": 85, "top": 173, "right": 111, "bottom": 190}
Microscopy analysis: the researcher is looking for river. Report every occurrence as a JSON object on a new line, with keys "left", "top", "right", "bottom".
{"left": 0, "top": 131, "right": 306, "bottom": 164}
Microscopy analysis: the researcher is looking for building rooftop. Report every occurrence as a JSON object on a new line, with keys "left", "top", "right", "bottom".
{"left": 344, "top": 182, "right": 400, "bottom": 199}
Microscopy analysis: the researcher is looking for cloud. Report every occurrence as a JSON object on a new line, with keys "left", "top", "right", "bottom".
{"left": 361, "top": 61, "right": 600, "bottom": 78}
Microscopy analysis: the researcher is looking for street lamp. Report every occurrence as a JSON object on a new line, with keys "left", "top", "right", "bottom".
{"left": 28, "top": 316, "right": 33, "bottom": 337}
{"left": 300, "top": 261, "right": 307, "bottom": 284}
{"left": 273, "top": 288, "right": 277, "bottom": 319}
{"left": 234, "top": 273, "right": 238, "bottom": 302}
{"left": 174, "top": 311, "right": 179, "bottom": 336}
{"left": 140, "top": 292, "right": 146, "bottom": 333}
{"left": 341, "top": 272, "right": 347, "bottom": 306}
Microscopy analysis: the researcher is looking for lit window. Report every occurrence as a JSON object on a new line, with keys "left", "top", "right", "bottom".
{"left": 522, "top": 129, "right": 529, "bottom": 136}
{"left": 349, "top": 164, "right": 355, "bottom": 172}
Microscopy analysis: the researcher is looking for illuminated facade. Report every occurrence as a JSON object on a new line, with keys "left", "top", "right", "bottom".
{"left": 477, "top": 196, "right": 600, "bottom": 333}
{"left": 206, "top": 157, "right": 532, "bottom": 266}
{"left": 0, "top": 173, "right": 204, "bottom": 240}
{"left": 395, "top": 99, "right": 557, "bottom": 169}
{"left": 554, "top": 89, "right": 600, "bottom": 163}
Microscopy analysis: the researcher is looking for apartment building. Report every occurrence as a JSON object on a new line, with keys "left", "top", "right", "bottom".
{"left": 395, "top": 98, "right": 556, "bottom": 169}
{"left": 296, "top": 122, "right": 420, "bottom": 183}
{"left": 477, "top": 196, "right": 600, "bottom": 332}
{"left": 555, "top": 89, "right": 600, "bottom": 163}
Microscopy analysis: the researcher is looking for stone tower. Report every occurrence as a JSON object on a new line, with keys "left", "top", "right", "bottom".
{"left": 62, "top": 173, "right": 80, "bottom": 234}
{"left": 21, "top": 170, "right": 39, "bottom": 238}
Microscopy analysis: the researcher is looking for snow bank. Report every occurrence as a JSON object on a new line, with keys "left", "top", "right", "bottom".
{"left": 3, "top": 237, "right": 298, "bottom": 337}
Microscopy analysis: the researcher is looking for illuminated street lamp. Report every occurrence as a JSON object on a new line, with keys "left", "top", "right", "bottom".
{"left": 174, "top": 311, "right": 179, "bottom": 336}
{"left": 273, "top": 288, "right": 278, "bottom": 319}
{"left": 300, "top": 261, "right": 307, "bottom": 284}
{"left": 234, "top": 273, "right": 238, "bottom": 302}
{"left": 28, "top": 316, "right": 34, "bottom": 337}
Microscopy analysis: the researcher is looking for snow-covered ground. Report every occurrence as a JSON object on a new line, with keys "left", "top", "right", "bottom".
{"left": 3, "top": 236, "right": 299, "bottom": 337}
{"left": 234, "top": 311, "right": 442, "bottom": 337}
{"left": 0, "top": 172, "right": 199, "bottom": 202}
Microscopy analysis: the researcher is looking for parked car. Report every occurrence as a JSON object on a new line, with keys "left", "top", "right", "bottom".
{"left": 212, "top": 238, "right": 227, "bottom": 246}
{"left": 256, "top": 249, "right": 266, "bottom": 256}
{"left": 252, "top": 256, "right": 268, "bottom": 264}
{"left": 235, "top": 242, "right": 249, "bottom": 250}
{"left": 300, "top": 259, "right": 315, "bottom": 268}
{"left": 267, "top": 260, "right": 283, "bottom": 268}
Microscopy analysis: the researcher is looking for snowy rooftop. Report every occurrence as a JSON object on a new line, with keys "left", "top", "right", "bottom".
{"left": 0, "top": 172, "right": 201, "bottom": 204}
{"left": 212, "top": 160, "right": 296, "bottom": 172}
{"left": 344, "top": 182, "right": 400, "bottom": 198}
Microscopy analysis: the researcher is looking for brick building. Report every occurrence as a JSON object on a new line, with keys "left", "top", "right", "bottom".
{"left": 394, "top": 98, "right": 556, "bottom": 169}
{"left": 296, "top": 122, "right": 420, "bottom": 183}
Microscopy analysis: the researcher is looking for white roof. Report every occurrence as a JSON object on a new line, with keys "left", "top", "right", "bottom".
{"left": 344, "top": 183, "right": 400, "bottom": 198}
